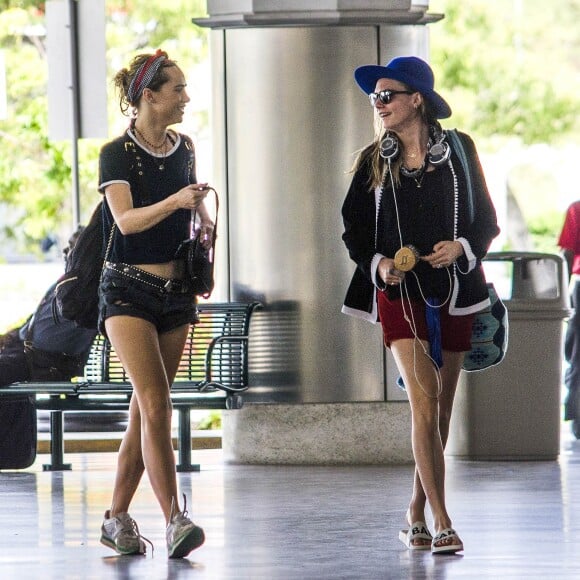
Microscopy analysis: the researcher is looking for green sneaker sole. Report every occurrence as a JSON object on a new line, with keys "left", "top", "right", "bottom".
{"left": 168, "top": 526, "right": 205, "bottom": 559}
{"left": 100, "top": 534, "right": 143, "bottom": 556}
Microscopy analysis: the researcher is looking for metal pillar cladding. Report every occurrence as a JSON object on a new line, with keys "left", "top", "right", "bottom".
{"left": 195, "top": 2, "right": 441, "bottom": 404}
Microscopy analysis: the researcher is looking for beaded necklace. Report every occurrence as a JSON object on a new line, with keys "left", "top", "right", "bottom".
{"left": 133, "top": 125, "right": 175, "bottom": 171}
{"left": 134, "top": 125, "right": 167, "bottom": 150}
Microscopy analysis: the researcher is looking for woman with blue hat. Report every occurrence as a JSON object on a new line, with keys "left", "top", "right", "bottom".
{"left": 341, "top": 56, "right": 500, "bottom": 554}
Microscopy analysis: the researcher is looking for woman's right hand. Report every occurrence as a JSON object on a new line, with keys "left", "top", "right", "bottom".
{"left": 174, "top": 183, "right": 210, "bottom": 210}
{"left": 378, "top": 257, "right": 404, "bottom": 286}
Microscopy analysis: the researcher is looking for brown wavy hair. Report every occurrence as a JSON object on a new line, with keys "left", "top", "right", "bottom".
{"left": 113, "top": 50, "right": 177, "bottom": 115}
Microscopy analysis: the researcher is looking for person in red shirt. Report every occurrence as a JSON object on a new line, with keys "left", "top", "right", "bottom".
{"left": 558, "top": 200, "right": 580, "bottom": 439}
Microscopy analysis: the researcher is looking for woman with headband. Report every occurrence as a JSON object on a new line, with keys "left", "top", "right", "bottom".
{"left": 97, "top": 50, "right": 213, "bottom": 558}
{"left": 341, "top": 56, "right": 499, "bottom": 554}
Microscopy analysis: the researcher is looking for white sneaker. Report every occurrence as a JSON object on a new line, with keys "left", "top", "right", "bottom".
{"left": 100, "top": 510, "right": 151, "bottom": 556}
{"left": 166, "top": 495, "right": 205, "bottom": 558}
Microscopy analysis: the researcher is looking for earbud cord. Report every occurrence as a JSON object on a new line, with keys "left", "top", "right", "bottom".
{"left": 387, "top": 159, "right": 444, "bottom": 399}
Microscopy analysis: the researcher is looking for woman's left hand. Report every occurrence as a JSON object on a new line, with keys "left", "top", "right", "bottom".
{"left": 422, "top": 240, "right": 464, "bottom": 269}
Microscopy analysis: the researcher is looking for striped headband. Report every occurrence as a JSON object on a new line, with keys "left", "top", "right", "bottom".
{"left": 127, "top": 50, "right": 167, "bottom": 105}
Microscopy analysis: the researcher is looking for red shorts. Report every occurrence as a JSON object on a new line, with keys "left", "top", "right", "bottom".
{"left": 377, "top": 291, "right": 474, "bottom": 351}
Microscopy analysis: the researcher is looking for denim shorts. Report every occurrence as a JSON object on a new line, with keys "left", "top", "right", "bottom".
{"left": 98, "top": 264, "right": 198, "bottom": 337}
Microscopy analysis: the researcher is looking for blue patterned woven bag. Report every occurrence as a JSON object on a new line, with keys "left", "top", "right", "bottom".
{"left": 462, "top": 283, "right": 508, "bottom": 372}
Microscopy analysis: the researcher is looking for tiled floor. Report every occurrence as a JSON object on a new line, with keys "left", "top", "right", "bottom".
{"left": 1, "top": 426, "right": 579, "bottom": 579}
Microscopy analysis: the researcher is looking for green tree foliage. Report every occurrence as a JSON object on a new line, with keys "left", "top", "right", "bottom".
{"left": 0, "top": 1, "right": 43, "bottom": 11}
{"left": 0, "top": 0, "right": 207, "bottom": 258}
{"left": 430, "top": 0, "right": 580, "bottom": 252}
{"left": 0, "top": 6, "right": 64, "bottom": 254}
{"left": 430, "top": 0, "right": 580, "bottom": 145}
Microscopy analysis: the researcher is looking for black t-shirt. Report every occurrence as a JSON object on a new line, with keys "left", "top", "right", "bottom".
{"left": 382, "top": 167, "right": 454, "bottom": 301}
{"left": 98, "top": 131, "right": 195, "bottom": 264}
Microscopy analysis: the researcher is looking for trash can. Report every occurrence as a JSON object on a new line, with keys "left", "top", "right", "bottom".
{"left": 447, "top": 252, "right": 572, "bottom": 460}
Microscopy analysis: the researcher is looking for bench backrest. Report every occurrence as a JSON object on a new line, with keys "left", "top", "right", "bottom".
{"left": 83, "top": 302, "right": 260, "bottom": 389}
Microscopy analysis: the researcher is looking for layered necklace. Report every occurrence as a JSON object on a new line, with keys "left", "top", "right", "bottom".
{"left": 133, "top": 125, "right": 170, "bottom": 171}
{"left": 401, "top": 155, "right": 428, "bottom": 188}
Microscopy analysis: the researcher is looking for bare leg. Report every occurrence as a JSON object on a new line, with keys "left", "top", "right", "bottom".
{"left": 110, "top": 394, "right": 145, "bottom": 515}
{"left": 407, "top": 349, "right": 464, "bottom": 522}
{"left": 105, "top": 316, "right": 190, "bottom": 523}
{"left": 391, "top": 339, "right": 464, "bottom": 546}
{"left": 156, "top": 324, "right": 193, "bottom": 520}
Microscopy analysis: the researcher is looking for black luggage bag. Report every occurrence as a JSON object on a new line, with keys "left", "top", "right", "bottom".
{"left": 0, "top": 395, "right": 37, "bottom": 469}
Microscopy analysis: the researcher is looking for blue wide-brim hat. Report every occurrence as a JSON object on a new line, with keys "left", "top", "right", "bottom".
{"left": 354, "top": 56, "right": 451, "bottom": 119}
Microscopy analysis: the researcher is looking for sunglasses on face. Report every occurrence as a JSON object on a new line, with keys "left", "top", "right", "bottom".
{"left": 368, "top": 89, "right": 414, "bottom": 107}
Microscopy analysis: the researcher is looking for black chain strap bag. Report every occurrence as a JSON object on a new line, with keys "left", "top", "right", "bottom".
{"left": 175, "top": 188, "right": 218, "bottom": 298}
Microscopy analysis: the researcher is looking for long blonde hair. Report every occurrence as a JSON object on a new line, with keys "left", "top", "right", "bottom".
{"left": 350, "top": 98, "right": 438, "bottom": 190}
